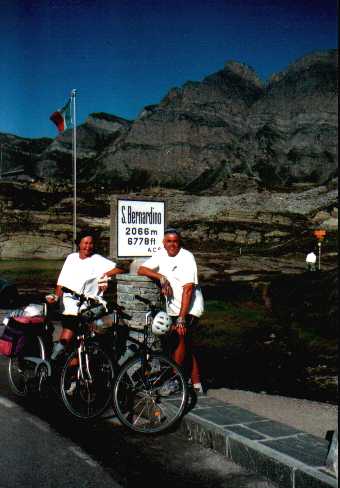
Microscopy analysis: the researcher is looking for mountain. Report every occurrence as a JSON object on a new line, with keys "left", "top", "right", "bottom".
{"left": 1, "top": 49, "right": 337, "bottom": 190}
{"left": 0, "top": 133, "right": 51, "bottom": 179}
{"left": 0, "top": 49, "right": 338, "bottom": 277}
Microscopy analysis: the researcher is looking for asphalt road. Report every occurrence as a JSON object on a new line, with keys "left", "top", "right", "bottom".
{"left": 0, "top": 356, "right": 276, "bottom": 488}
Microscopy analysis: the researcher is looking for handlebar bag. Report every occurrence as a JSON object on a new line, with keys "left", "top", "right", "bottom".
{"left": 0, "top": 316, "right": 47, "bottom": 357}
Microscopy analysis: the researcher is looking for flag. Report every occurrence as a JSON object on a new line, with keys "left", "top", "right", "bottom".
{"left": 50, "top": 99, "right": 72, "bottom": 132}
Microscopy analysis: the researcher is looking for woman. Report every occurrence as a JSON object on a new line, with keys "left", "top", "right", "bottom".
{"left": 47, "top": 229, "right": 124, "bottom": 358}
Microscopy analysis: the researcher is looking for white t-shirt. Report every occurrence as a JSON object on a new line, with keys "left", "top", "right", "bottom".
{"left": 142, "top": 247, "right": 204, "bottom": 318}
{"left": 57, "top": 253, "right": 116, "bottom": 315}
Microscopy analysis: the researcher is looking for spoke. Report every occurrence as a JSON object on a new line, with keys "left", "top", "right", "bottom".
{"left": 132, "top": 399, "right": 149, "bottom": 426}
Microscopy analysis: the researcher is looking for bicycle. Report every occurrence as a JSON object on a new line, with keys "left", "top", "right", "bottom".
{"left": 2, "top": 303, "right": 55, "bottom": 399}
{"left": 2, "top": 288, "right": 115, "bottom": 422}
{"left": 58, "top": 287, "right": 116, "bottom": 420}
{"left": 112, "top": 294, "right": 189, "bottom": 434}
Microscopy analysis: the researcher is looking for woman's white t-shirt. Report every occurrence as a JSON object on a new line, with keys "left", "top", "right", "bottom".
{"left": 57, "top": 253, "right": 116, "bottom": 315}
{"left": 142, "top": 247, "right": 204, "bottom": 318}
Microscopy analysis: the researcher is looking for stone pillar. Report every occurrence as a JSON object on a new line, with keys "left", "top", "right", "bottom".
{"left": 116, "top": 275, "right": 161, "bottom": 329}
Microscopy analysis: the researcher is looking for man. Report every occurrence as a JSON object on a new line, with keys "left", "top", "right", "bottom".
{"left": 138, "top": 227, "right": 204, "bottom": 393}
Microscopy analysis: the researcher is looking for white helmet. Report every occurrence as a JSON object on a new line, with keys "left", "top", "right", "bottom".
{"left": 152, "top": 311, "right": 172, "bottom": 336}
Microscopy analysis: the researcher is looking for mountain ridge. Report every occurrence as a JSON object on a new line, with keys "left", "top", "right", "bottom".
{"left": 0, "top": 48, "right": 337, "bottom": 190}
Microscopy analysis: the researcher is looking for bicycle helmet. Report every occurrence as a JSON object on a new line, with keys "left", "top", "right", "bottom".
{"left": 151, "top": 311, "right": 172, "bottom": 336}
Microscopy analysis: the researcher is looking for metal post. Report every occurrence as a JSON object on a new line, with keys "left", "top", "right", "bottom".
{"left": 318, "top": 241, "right": 322, "bottom": 270}
{"left": 71, "top": 89, "right": 77, "bottom": 251}
{"left": 109, "top": 196, "right": 117, "bottom": 260}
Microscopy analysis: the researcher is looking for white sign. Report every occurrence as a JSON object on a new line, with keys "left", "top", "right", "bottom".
{"left": 117, "top": 199, "right": 165, "bottom": 257}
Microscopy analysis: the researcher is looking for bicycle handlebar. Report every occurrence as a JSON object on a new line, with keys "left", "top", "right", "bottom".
{"left": 61, "top": 286, "right": 83, "bottom": 301}
{"left": 134, "top": 294, "right": 159, "bottom": 316}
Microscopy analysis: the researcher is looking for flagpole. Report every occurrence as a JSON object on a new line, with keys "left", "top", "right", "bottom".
{"left": 71, "top": 89, "right": 77, "bottom": 251}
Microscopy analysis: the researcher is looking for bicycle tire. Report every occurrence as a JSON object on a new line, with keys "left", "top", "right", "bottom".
{"left": 60, "top": 343, "right": 114, "bottom": 420}
{"left": 8, "top": 335, "right": 42, "bottom": 398}
{"left": 113, "top": 353, "right": 189, "bottom": 434}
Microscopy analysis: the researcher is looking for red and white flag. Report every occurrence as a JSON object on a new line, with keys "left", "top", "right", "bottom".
{"left": 50, "top": 99, "right": 72, "bottom": 132}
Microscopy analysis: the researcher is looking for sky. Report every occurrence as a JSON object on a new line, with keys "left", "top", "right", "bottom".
{"left": 1, "top": 0, "right": 338, "bottom": 139}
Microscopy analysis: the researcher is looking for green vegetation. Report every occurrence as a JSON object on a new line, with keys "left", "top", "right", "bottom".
{"left": 0, "top": 259, "right": 63, "bottom": 288}
{"left": 195, "top": 299, "right": 338, "bottom": 403}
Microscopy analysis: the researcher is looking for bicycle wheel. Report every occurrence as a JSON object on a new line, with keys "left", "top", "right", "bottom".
{"left": 8, "top": 335, "right": 42, "bottom": 398}
{"left": 60, "top": 343, "right": 114, "bottom": 420}
{"left": 113, "top": 353, "right": 188, "bottom": 434}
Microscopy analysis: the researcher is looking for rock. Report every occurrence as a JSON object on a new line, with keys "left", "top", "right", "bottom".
{"left": 321, "top": 217, "right": 338, "bottom": 231}
{"left": 313, "top": 210, "right": 331, "bottom": 222}
{"left": 331, "top": 207, "right": 338, "bottom": 218}
{"left": 0, "top": 233, "right": 72, "bottom": 259}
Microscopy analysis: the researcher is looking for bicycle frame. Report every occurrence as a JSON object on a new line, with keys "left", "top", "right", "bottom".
{"left": 76, "top": 330, "right": 94, "bottom": 384}
{"left": 24, "top": 335, "right": 53, "bottom": 378}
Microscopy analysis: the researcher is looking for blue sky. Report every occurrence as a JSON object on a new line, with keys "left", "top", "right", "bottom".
{"left": 1, "top": 0, "right": 337, "bottom": 139}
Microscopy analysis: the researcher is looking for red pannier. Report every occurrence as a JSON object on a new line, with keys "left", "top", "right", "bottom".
{"left": 0, "top": 315, "right": 47, "bottom": 358}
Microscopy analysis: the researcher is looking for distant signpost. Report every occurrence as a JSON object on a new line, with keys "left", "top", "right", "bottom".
{"left": 110, "top": 198, "right": 165, "bottom": 258}
{"left": 313, "top": 229, "right": 327, "bottom": 270}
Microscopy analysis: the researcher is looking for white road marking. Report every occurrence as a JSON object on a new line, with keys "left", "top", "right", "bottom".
{"left": 0, "top": 395, "right": 16, "bottom": 408}
{"left": 68, "top": 446, "right": 99, "bottom": 467}
{"left": 26, "top": 416, "right": 51, "bottom": 433}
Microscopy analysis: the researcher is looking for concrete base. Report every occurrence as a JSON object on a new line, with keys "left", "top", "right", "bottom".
{"left": 172, "top": 395, "right": 338, "bottom": 488}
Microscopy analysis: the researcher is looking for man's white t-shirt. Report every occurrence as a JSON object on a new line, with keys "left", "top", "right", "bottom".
{"left": 57, "top": 253, "right": 116, "bottom": 315}
{"left": 142, "top": 247, "right": 204, "bottom": 318}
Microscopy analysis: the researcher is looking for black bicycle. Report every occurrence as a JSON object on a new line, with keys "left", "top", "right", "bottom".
{"left": 59, "top": 288, "right": 116, "bottom": 420}
{"left": 112, "top": 295, "right": 189, "bottom": 434}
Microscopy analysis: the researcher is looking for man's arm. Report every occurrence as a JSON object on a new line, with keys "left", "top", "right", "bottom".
{"left": 138, "top": 266, "right": 173, "bottom": 297}
{"left": 178, "top": 283, "right": 194, "bottom": 319}
{"left": 138, "top": 266, "right": 163, "bottom": 281}
{"left": 176, "top": 283, "right": 194, "bottom": 335}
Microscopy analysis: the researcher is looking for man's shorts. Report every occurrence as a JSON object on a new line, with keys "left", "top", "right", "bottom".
{"left": 165, "top": 314, "right": 199, "bottom": 350}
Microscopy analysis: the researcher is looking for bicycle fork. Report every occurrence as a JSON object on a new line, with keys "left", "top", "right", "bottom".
{"left": 77, "top": 336, "right": 92, "bottom": 384}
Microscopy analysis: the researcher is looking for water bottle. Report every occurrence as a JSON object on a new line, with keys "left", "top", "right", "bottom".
{"left": 51, "top": 341, "right": 65, "bottom": 360}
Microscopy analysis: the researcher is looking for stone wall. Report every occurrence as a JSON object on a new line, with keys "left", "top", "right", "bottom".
{"left": 116, "top": 275, "right": 161, "bottom": 329}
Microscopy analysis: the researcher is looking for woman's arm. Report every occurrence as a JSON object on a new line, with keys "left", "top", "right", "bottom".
{"left": 104, "top": 267, "right": 125, "bottom": 278}
{"left": 46, "top": 284, "right": 63, "bottom": 304}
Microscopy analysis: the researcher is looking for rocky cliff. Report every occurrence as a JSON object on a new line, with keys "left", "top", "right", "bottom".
{"left": 1, "top": 49, "right": 337, "bottom": 189}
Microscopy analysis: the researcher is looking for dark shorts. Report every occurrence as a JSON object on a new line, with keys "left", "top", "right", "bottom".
{"left": 163, "top": 315, "right": 199, "bottom": 352}
{"left": 61, "top": 315, "right": 79, "bottom": 332}
{"left": 170, "top": 314, "right": 198, "bottom": 330}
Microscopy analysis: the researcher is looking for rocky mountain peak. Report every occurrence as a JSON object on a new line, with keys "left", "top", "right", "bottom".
{"left": 222, "top": 60, "right": 264, "bottom": 88}
{"left": 268, "top": 49, "right": 337, "bottom": 85}
{"left": 85, "top": 112, "right": 132, "bottom": 130}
